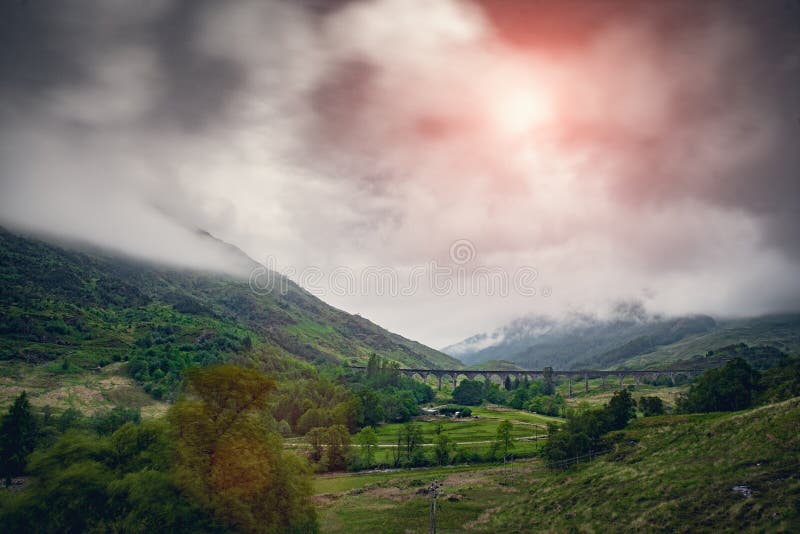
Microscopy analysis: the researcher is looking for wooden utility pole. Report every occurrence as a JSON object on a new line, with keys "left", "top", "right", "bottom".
{"left": 429, "top": 479, "right": 439, "bottom": 533}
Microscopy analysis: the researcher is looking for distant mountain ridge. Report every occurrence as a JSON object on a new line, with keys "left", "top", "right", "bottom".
{"left": 0, "top": 227, "right": 461, "bottom": 373}
{"left": 444, "top": 310, "right": 800, "bottom": 370}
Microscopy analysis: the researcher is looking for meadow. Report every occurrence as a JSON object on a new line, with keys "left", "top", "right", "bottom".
{"left": 314, "top": 398, "right": 800, "bottom": 533}
{"left": 288, "top": 405, "right": 562, "bottom": 465}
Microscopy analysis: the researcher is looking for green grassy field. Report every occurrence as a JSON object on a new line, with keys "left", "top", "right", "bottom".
{"left": 315, "top": 461, "right": 532, "bottom": 533}
{"left": 287, "top": 407, "right": 561, "bottom": 465}
{"left": 468, "top": 405, "right": 562, "bottom": 425}
{"left": 368, "top": 416, "right": 548, "bottom": 463}
{"left": 315, "top": 398, "right": 800, "bottom": 533}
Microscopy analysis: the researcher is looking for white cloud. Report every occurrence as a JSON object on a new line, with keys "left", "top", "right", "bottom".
{"left": 0, "top": 0, "right": 796, "bottom": 347}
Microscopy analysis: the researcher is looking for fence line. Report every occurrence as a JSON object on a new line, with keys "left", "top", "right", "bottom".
{"left": 547, "top": 448, "right": 611, "bottom": 470}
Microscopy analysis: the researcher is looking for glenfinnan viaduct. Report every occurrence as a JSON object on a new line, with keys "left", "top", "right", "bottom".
{"left": 348, "top": 366, "right": 702, "bottom": 398}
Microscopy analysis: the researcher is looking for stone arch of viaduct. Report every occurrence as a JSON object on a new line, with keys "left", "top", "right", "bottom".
{"left": 348, "top": 366, "right": 702, "bottom": 397}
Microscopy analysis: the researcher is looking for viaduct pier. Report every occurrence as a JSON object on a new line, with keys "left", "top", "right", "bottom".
{"left": 348, "top": 366, "right": 703, "bottom": 397}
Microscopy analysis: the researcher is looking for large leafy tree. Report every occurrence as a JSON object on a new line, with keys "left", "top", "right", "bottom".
{"left": 169, "top": 365, "right": 317, "bottom": 533}
{"left": 678, "top": 358, "right": 760, "bottom": 413}
{"left": 0, "top": 421, "right": 219, "bottom": 533}
{"left": 452, "top": 379, "right": 485, "bottom": 405}
{"left": 0, "top": 391, "right": 39, "bottom": 482}
{"left": 606, "top": 389, "right": 637, "bottom": 430}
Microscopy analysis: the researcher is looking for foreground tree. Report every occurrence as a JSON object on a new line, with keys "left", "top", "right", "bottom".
{"left": 169, "top": 365, "right": 317, "bottom": 533}
{"left": 0, "top": 421, "right": 219, "bottom": 533}
{"left": 0, "top": 391, "right": 39, "bottom": 483}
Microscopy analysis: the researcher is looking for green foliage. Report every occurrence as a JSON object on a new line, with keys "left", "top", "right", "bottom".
{"left": 169, "top": 365, "right": 317, "bottom": 533}
{"left": 677, "top": 358, "right": 760, "bottom": 413}
{"left": 355, "top": 426, "right": 378, "bottom": 468}
{"left": 543, "top": 367, "right": 555, "bottom": 395}
{"left": 355, "top": 388, "right": 384, "bottom": 427}
{"left": 542, "top": 389, "right": 636, "bottom": 467}
{"left": 495, "top": 420, "right": 514, "bottom": 457}
{"left": 383, "top": 390, "right": 420, "bottom": 423}
{"left": 452, "top": 379, "right": 484, "bottom": 405}
{"left": 606, "top": 389, "right": 637, "bottom": 429}
{"left": 305, "top": 425, "right": 351, "bottom": 472}
{"left": 323, "top": 425, "right": 351, "bottom": 471}
{"left": 273, "top": 376, "right": 360, "bottom": 435}
{"left": 393, "top": 422, "right": 426, "bottom": 467}
{"left": 757, "top": 356, "right": 800, "bottom": 404}
{"left": 0, "top": 422, "right": 220, "bottom": 533}
{"left": 638, "top": 395, "right": 665, "bottom": 416}
{"left": 341, "top": 356, "right": 433, "bottom": 425}
{"left": 0, "top": 391, "right": 39, "bottom": 480}
{"left": 89, "top": 406, "right": 141, "bottom": 435}
{"left": 0, "top": 367, "right": 320, "bottom": 533}
{"left": 527, "top": 393, "right": 565, "bottom": 417}
{"left": 438, "top": 405, "right": 472, "bottom": 417}
{"left": 433, "top": 433, "right": 455, "bottom": 465}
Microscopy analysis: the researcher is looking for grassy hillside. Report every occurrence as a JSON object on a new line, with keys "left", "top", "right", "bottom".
{"left": 620, "top": 315, "right": 800, "bottom": 369}
{"left": 486, "top": 398, "right": 800, "bottom": 532}
{"left": 315, "top": 398, "right": 800, "bottom": 533}
{"left": 0, "top": 228, "right": 460, "bottom": 409}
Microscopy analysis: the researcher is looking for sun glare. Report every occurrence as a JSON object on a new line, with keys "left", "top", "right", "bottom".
{"left": 491, "top": 72, "right": 555, "bottom": 137}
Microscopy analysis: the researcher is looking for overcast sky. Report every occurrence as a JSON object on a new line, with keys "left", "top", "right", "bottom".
{"left": 1, "top": 0, "right": 798, "bottom": 348}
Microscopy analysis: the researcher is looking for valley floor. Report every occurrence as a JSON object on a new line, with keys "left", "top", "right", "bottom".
{"left": 315, "top": 398, "right": 800, "bottom": 533}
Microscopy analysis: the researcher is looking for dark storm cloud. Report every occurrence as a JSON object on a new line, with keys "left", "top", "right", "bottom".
{"left": 0, "top": 0, "right": 797, "bottom": 346}
{"left": 0, "top": 0, "right": 244, "bottom": 130}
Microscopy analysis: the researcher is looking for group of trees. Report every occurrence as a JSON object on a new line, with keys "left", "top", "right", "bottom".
{"left": 278, "top": 355, "right": 438, "bottom": 473}
{"left": 452, "top": 376, "right": 566, "bottom": 417}
{"left": 128, "top": 311, "right": 257, "bottom": 400}
{"left": 272, "top": 378, "right": 360, "bottom": 435}
{"left": 542, "top": 356, "right": 800, "bottom": 468}
{"left": 677, "top": 357, "right": 800, "bottom": 413}
{"left": 0, "top": 399, "right": 142, "bottom": 485}
{"left": 542, "top": 389, "right": 637, "bottom": 467}
{"left": 0, "top": 366, "right": 318, "bottom": 533}
{"left": 305, "top": 425, "right": 352, "bottom": 471}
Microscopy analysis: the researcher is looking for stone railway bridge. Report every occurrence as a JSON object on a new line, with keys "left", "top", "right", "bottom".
{"left": 349, "top": 366, "right": 703, "bottom": 398}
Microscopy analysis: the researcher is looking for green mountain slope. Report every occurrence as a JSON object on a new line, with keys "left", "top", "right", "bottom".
{"left": 0, "top": 227, "right": 460, "bottom": 404}
{"left": 483, "top": 397, "right": 800, "bottom": 532}
{"left": 619, "top": 314, "right": 800, "bottom": 369}
{"left": 445, "top": 312, "right": 800, "bottom": 371}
